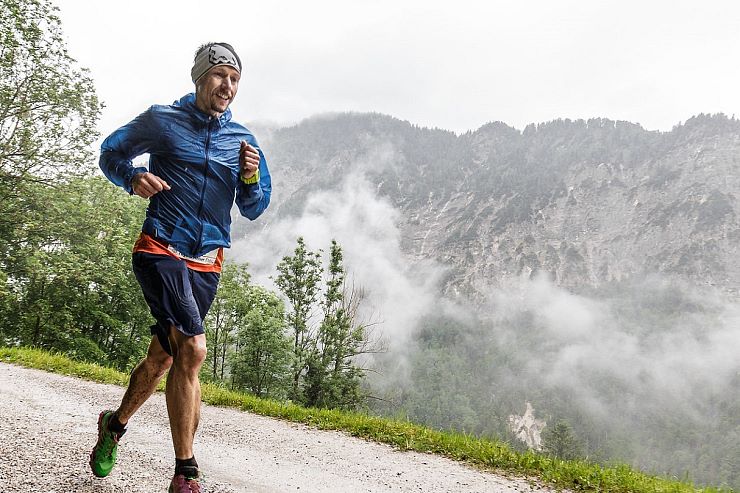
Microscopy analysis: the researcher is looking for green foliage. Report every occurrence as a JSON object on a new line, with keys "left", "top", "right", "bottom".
{"left": 204, "top": 263, "right": 252, "bottom": 381}
{"left": 275, "top": 237, "right": 375, "bottom": 410}
{"left": 0, "top": 0, "right": 149, "bottom": 370}
{"left": 304, "top": 240, "right": 365, "bottom": 409}
{"left": 229, "top": 285, "right": 292, "bottom": 398}
{"left": 0, "top": 175, "right": 150, "bottom": 369}
{"left": 203, "top": 263, "right": 293, "bottom": 400}
{"left": 274, "top": 237, "right": 323, "bottom": 399}
{"left": 543, "top": 421, "right": 583, "bottom": 460}
{"left": 202, "top": 238, "right": 374, "bottom": 409}
{"left": 0, "top": 0, "right": 101, "bottom": 253}
{"left": 2, "top": 347, "right": 730, "bottom": 493}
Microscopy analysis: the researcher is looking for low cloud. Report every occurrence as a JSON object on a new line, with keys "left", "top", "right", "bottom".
{"left": 487, "top": 274, "right": 740, "bottom": 421}
{"left": 230, "top": 167, "right": 443, "bottom": 348}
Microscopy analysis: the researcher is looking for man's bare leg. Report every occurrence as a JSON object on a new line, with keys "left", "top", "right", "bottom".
{"left": 165, "top": 327, "right": 207, "bottom": 459}
{"left": 90, "top": 335, "right": 173, "bottom": 477}
{"left": 115, "top": 336, "right": 173, "bottom": 424}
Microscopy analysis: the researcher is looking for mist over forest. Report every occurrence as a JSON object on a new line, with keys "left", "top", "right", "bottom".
{"left": 231, "top": 113, "right": 740, "bottom": 488}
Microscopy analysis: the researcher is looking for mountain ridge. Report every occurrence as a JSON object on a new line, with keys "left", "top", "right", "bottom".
{"left": 242, "top": 111, "right": 740, "bottom": 298}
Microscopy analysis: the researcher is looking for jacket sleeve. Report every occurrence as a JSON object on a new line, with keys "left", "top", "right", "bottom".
{"left": 99, "top": 108, "right": 158, "bottom": 194}
{"left": 235, "top": 146, "right": 272, "bottom": 220}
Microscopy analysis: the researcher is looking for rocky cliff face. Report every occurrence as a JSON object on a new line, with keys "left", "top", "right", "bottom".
{"left": 246, "top": 113, "right": 740, "bottom": 298}
{"left": 508, "top": 402, "right": 546, "bottom": 451}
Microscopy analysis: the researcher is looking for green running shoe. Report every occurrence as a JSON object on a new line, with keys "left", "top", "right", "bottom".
{"left": 89, "top": 410, "right": 125, "bottom": 477}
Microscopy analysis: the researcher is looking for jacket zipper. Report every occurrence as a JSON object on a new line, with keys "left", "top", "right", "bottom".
{"left": 194, "top": 118, "right": 213, "bottom": 255}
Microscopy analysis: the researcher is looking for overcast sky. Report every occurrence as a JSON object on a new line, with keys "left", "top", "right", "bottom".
{"left": 56, "top": 0, "right": 740, "bottom": 139}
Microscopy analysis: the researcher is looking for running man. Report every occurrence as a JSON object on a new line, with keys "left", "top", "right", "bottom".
{"left": 91, "top": 42, "right": 271, "bottom": 492}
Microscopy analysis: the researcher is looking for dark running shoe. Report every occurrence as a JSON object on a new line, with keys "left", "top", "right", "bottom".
{"left": 89, "top": 410, "right": 125, "bottom": 477}
{"left": 169, "top": 473, "right": 201, "bottom": 493}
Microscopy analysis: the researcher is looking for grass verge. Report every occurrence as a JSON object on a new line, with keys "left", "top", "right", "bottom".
{"left": 0, "top": 346, "right": 730, "bottom": 493}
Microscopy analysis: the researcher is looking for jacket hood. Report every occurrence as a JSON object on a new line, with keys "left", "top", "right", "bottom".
{"left": 174, "top": 93, "right": 232, "bottom": 127}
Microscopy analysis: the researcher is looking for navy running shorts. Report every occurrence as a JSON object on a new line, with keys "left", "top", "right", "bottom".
{"left": 132, "top": 252, "right": 220, "bottom": 356}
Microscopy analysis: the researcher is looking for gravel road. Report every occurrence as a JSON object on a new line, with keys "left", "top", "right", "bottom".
{"left": 0, "top": 363, "right": 548, "bottom": 492}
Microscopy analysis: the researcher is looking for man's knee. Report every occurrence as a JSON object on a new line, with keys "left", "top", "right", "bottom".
{"left": 172, "top": 334, "right": 207, "bottom": 370}
{"left": 145, "top": 337, "right": 173, "bottom": 376}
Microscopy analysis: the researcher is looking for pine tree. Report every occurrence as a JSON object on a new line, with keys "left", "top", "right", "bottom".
{"left": 305, "top": 240, "right": 367, "bottom": 409}
{"left": 274, "top": 237, "right": 323, "bottom": 401}
{"left": 542, "top": 421, "right": 582, "bottom": 460}
{"left": 275, "top": 238, "right": 379, "bottom": 409}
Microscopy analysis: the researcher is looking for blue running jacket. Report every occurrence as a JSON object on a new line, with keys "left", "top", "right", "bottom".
{"left": 100, "top": 93, "right": 272, "bottom": 258}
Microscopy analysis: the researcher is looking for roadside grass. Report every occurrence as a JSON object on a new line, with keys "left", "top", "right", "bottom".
{"left": 1, "top": 346, "right": 730, "bottom": 493}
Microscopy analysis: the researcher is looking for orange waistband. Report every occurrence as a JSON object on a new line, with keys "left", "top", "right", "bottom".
{"left": 133, "top": 233, "right": 224, "bottom": 273}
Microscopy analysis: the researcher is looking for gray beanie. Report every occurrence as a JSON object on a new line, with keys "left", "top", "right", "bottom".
{"left": 191, "top": 43, "right": 242, "bottom": 83}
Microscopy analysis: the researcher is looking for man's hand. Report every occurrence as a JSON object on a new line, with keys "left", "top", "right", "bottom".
{"left": 240, "top": 141, "right": 260, "bottom": 182}
{"left": 131, "top": 172, "right": 171, "bottom": 199}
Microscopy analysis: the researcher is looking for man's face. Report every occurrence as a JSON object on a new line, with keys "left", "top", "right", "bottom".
{"left": 195, "top": 65, "right": 241, "bottom": 117}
